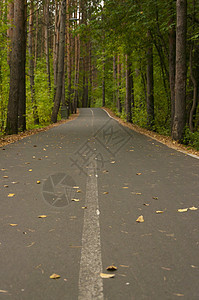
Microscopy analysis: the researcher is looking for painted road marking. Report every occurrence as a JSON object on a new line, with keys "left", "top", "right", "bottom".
{"left": 78, "top": 158, "right": 104, "bottom": 300}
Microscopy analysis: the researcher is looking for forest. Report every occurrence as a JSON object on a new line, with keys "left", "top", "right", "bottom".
{"left": 0, "top": 0, "right": 199, "bottom": 149}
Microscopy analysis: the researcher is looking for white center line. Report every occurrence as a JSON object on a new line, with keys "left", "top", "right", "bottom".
{"left": 78, "top": 158, "right": 104, "bottom": 300}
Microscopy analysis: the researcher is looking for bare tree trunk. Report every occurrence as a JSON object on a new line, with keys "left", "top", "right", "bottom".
{"left": 117, "top": 54, "right": 122, "bottom": 113}
{"left": 146, "top": 31, "right": 154, "bottom": 128}
{"left": 6, "top": 0, "right": 26, "bottom": 134}
{"left": 53, "top": 1, "right": 60, "bottom": 89}
{"left": 125, "top": 54, "right": 132, "bottom": 123}
{"left": 34, "top": 1, "right": 38, "bottom": 67}
{"left": 113, "top": 55, "right": 117, "bottom": 106}
{"left": 7, "top": 0, "right": 14, "bottom": 66}
{"left": 44, "top": 0, "right": 51, "bottom": 91}
{"left": 172, "top": 0, "right": 187, "bottom": 141}
{"left": 66, "top": 0, "right": 71, "bottom": 111}
{"left": 29, "top": 0, "right": 39, "bottom": 125}
{"left": 51, "top": 0, "right": 66, "bottom": 123}
{"left": 102, "top": 50, "right": 105, "bottom": 107}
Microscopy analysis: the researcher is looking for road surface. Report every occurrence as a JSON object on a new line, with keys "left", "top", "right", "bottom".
{"left": 0, "top": 108, "right": 199, "bottom": 300}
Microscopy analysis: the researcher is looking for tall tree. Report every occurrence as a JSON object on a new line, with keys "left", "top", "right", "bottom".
{"left": 172, "top": 0, "right": 187, "bottom": 141}
{"left": 51, "top": 0, "right": 66, "bottom": 123}
{"left": 146, "top": 31, "right": 154, "bottom": 128}
{"left": 6, "top": 0, "right": 26, "bottom": 134}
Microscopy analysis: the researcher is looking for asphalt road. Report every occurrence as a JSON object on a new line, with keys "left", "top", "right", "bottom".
{"left": 0, "top": 108, "right": 199, "bottom": 300}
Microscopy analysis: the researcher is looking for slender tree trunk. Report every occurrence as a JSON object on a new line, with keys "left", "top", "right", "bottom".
{"left": 113, "top": 55, "right": 117, "bottom": 106}
{"left": 146, "top": 31, "right": 154, "bottom": 128}
{"left": 66, "top": 0, "right": 71, "bottom": 110}
{"left": 44, "top": 0, "right": 51, "bottom": 91}
{"left": 6, "top": 0, "right": 26, "bottom": 134}
{"left": 172, "top": 0, "right": 187, "bottom": 141}
{"left": 117, "top": 55, "right": 122, "bottom": 113}
{"left": 125, "top": 54, "right": 132, "bottom": 123}
{"left": 51, "top": 0, "right": 66, "bottom": 123}
{"left": 29, "top": 0, "right": 39, "bottom": 125}
{"left": 102, "top": 50, "right": 105, "bottom": 107}
{"left": 7, "top": 0, "right": 14, "bottom": 66}
{"left": 169, "top": 0, "right": 176, "bottom": 130}
{"left": 53, "top": 1, "right": 59, "bottom": 89}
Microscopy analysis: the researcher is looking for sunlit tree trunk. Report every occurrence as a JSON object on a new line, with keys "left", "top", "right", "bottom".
{"left": 146, "top": 31, "right": 154, "bottom": 129}
{"left": 44, "top": 0, "right": 51, "bottom": 91}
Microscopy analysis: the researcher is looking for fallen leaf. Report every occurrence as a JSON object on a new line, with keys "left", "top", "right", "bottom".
{"left": 0, "top": 290, "right": 8, "bottom": 294}
{"left": 136, "top": 215, "right": 144, "bottom": 223}
{"left": 102, "top": 170, "right": 109, "bottom": 173}
{"left": 76, "top": 190, "right": 81, "bottom": 193}
{"left": 82, "top": 206, "right": 87, "bottom": 209}
{"left": 26, "top": 242, "right": 35, "bottom": 248}
{"left": 100, "top": 273, "right": 115, "bottom": 279}
{"left": 36, "top": 181, "right": 41, "bottom": 184}
{"left": 8, "top": 193, "right": 15, "bottom": 197}
{"left": 38, "top": 215, "right": 47, "bottom": 218}
{"left": 72, "top": 199, "right": 80, "bottom": 202}
{"left": 9, "top": 224, "right": 18, "bottom": 227}
{"left": 1, "top": 168, "right": 6, "bottom": 171}
{"left": 122, "top": 187, "right": 128, "bottom": 189}
{"left": 129, "top": 150, "right": 134, "bottom": 152}
{"left": 50, "top": 273, "right": 60, "bottom": 279}
{"left": 189, "top": 206, "right": 198, "bottom": 211}
{"left": 12, "top": 181, "right": 18, "bottom": 184}
{"left": 73, "top": 186, "right": 80, "bottom": 189}
{"left": 29, "top": 169, "right": 33, "bottom": 172}
{"left": 177, "top": 208, "right": 188, "bottom": 213}
{"left": 106, "top": 265, "right": 117, "bottom": 271}
{"left": 103, "top": 192, "right": 109, "bottom": 194}
{"left": 3, "top": 176, "right": 8, "bottom": 178}
{"left": 161, "top": 267, "right": 171, "bottom": 271}
{"left": 156, "top": 211, "right": 164, "bottom": 214}
{"left": 111, "top": 161, "right": 115, "bottom": 164}
{"left": 173, "top": 293, "right": 184, "bottom": 297}
{"left": 136, "top": 173, "right": 142, "bottom": 176}
{"left": 143, "top": 203, "right": 150, "bottom": 206}
{"left": 191, "top": 265, "right": 198, "bottom": 269}
{"left": 153, "top": 197, "right": 158, "bottom": 200}
{"left": 4, "top": 185, "right": 8, "bottom": 188}
{"left": 120, "top": 265, "right": 129, "bottom": 268}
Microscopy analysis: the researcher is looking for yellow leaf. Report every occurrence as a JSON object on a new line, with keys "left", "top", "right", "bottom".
{"left": 100, "top": 273, "right": 115, "bottom": 279}
{"left": 103, "top": 192, "right": 109, "bottom": 194}
{"left": 38, "top": 215, "right": 47, "bottom": 218}
{"left": 156, "top": 211, "right": 164, "bottom": 214}
{"left": 122, "top": 187, "right": 128, "bottom": 189}
{"left": 3, "top": 176, "right": 8, "bottom": 178}
{"left": 106, "top": 265, "right": 117, "bottom": 271}
{"left": 9, "top": 224, "right": 18, "bottom": 226}
{"left": 50, "top": 273, "right": 60, "bottom": 279}
{"left": 143, "top": 203, "right": 150, "bottom": 206}
{"left": 189, "top": 206, "right": 198, "bottom": 211}
{"left": 136, "top": 215, "right": 144, "bottom": 223}
{"left": 82, "top": 206, "right": 87, "bottom": 209}
{"left": 153, "top": 197, "right": 158, "bottom": 200}
{"left": 36, "top": 181, "right": 41, "bottom": 184}
{"left": 72, "top": 198, "right": 80, "bottom": 202}
{"left": 8, "top": 193, "right": 15, "bottom": 197}
{"left": 73, "top": 186, "right": 80, "bottom": 189}
{"left": 111, "top": 161, "right": 115, "bottom": 164}
{"left": 177, "top": 208, "right": 188, "bottom": 213}
{"left": 76, "top": 190, "right": 81, "bottom": 193}
{"left": 29, "top": 169, "right": 33, "bottom": 172}
{"left": 136, "top": 173, "right": 142, "bottom": 176}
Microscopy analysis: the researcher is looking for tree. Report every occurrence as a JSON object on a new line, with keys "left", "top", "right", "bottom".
{"left": 51, "top": 0, "right": 66, "bottom": 123}
{"left": 6, "top": 0, "right": 26, "bottom": 134}
{"left": 172, "top": 0, "right": 187, "bottom": 141}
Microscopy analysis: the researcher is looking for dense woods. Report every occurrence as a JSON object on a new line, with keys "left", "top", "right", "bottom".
{"left": 0, "top": 0, "right": 199, "bottom": 148}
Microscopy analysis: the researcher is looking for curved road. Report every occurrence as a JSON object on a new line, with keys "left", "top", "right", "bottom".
{"left": 0, "top": 108, "right": 199, "bottom": 299}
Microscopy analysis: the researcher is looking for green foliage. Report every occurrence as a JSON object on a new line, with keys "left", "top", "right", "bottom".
{"left": 183, "top": 127, "right": 199, "bottom": 150}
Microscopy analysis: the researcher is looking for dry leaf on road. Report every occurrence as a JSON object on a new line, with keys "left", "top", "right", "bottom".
{"left": 100, "top": 273, "right": 115, "bottom": 279}
{"left": 106, "top": 265, "right": 117, "bottom": 271}
{"left": 50, "top": 273, "right": 60, "bottom": 279}
{"left": 9, "top": 224, "right": 18, "bottom": 226}
{"left": 8, "top": 193, "right": 15, "bottom": 197}
{"left": 72, "top": 198, "right": 80, "bottom": 202}
{"left": 136, "top": 215, "right": 144, "bottom": 223}
{"left": 189, "top": 206, "right": 198, "bottom": 211}
{"left": 38, "top": 215, "right": 47, "bottom": 218}
{"left": 156, "top": 211, "right": 164, "bottom": 214}
{"left": 177, "top": 208, "right": 188, "bottom": 213}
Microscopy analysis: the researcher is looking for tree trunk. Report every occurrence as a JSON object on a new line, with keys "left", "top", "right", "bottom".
{"left": 113, "top": 55, "right": 117, "bottom": 106}
{"left": 44, "top": 0, "right": 51, "bottom": 91}
{"left": 7, "top": 0, "right": 14, "bottom": 66}
{"left": 53, "top": 1, "right": 59, "bottom": 89}
{"left": 117, "top": 55, "right": 122, "bottom": 113}
{"left": 146, "top": 31, "right": 154, "bottom": 128}
{"left": 6, "top": 0, "right": 26, "bottom": 134}
{"left": 125, "top": 54, "right": 132, "bottom": 123}
{"left": 172, "top": 0, "right": 187, "bottom": 141}
{"left": 66, "top": 0, "right": 71, "bottom": 111}
{"left": 169, "top": 0, "right": 176, "bottom": 130}
{"left": 29, "top": 0, "right": 39, "bottom": 125}
{"left": 51, "top": 0, "right": 66, "bottom": 123}
{"left": 102, "top": 50, "right": 105, "bottom": 107}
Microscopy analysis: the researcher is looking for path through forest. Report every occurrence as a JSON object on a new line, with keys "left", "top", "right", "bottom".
{"left": 0, "top": 108, "right": 199, "bottom": 299}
